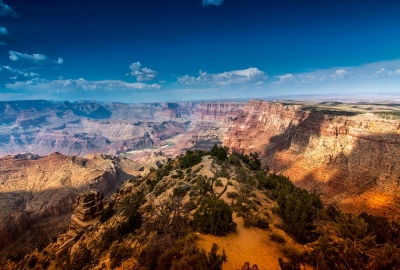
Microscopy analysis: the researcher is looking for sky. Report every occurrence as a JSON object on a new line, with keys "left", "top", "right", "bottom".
{"left": 0, "top": 0, "right": 399, "bottom": 103}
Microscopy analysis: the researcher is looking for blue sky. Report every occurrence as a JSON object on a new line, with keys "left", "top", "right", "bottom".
{"left": 0, "top": 0, "right": 399, "bottom": 102}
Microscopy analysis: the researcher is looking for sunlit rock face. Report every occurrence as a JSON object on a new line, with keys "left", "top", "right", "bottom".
{"left": 223, "top": 100, "right": 400, "bottom": 220}
{"left": 0, "top": 152, "right": 141, "bottom": 260}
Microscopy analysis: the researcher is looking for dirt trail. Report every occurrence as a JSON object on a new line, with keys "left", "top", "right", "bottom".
{"left": 196, "top": 168, "right": 283, "bottom": 270}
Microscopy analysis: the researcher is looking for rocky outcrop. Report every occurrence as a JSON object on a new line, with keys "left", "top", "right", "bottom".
{"left": 0, "top": 153, "right": 141, "bottom": 260}
{"left": 69, "top": 191, "right": 103, "bottom": 234}
{"left": 73, "top": 191, "right": 103, "bottom": 222}
{"left": 223, "top": 100, "right": 400, "bottom": 219}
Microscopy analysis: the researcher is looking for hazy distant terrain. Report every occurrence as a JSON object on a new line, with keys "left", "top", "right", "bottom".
{"left": 0, "top": 100, "right": 243, "bottom": 158}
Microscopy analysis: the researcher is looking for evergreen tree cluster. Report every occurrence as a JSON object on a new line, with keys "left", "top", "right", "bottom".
{"left": 209, "top": 144, "right": 229, "bottom": 161}
{"left": 193, "top": 196, "right": 237, "bottom": 236}
{"left": 179, "top": 150, "right": 206, "bottom": 168}
{"left": 231, "top": 151, "right": 262, "bottom": 170}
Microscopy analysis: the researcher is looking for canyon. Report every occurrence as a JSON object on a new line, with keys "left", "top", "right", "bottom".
{"left": 223, "top": 100, "right": 400, "bottom": 220}
{"left": 0, "top": 152, "right": 142, "bottom": 260}
{"left": 1, "top": 99, "right": 400, "bottom": 262}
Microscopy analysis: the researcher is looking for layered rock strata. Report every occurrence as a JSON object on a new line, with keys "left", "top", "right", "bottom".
{"left": 223, "top": 100, "right": 400, "bottom": 220}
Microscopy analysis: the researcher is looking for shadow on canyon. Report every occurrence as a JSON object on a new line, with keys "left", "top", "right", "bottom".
{"left": 263, "top": 110, "right": 326, "bottom": 166}
{"left": 0, "top": 164, "right": 135, "bottom": 260}
{"left": 264, "top": 109, "right": 400, "bottom": 220}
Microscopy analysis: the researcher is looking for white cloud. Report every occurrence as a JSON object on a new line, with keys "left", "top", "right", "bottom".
{"left": 273, "top": 73, "right": 327, "bottom": 84}
{"left": 6, "top": 78, "right": 161, "bottom": 92}
{"left": 372, "top": 68, "right": 400, "bottom": 77}
{"left": 177, "top": 67, "right": 266, "bottom": 85}
{"left": 0, "top": 27, "right": 14, "bottom": 45}
{"left": 26, "top": 78, "right": 48, "bottom": 85}
{"left": 0, "top": 65, "right": 40, "bottom": 81}
{"left": 202, "top": 0, "right": 224, "bottom": 6}
{"left": 127, "top": 61, "right": 158, "bottom": 82}
{"left": 273, "top": 74, "right": 295, "bottom": 84}
{"left": 55, "top": 58, "right": 64, "bottom": 64}
{"left": 0, "top": 0, "right": 18, "bottom": 17}
{"left": 9, "top": 51, "right": 64, "bottom": 65}
{"left": 331, "top": 69, "right": 348, "bottom": 79}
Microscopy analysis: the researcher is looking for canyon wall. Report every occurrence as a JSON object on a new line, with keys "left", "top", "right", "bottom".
{"left": 223, "top": 100, "right": 400, "bottom": 219}
{"left": 0, "top": 152, "right": 141, "bottom": 260}
{"left": 0, "top": 100, "right": 245, "bottom": 157}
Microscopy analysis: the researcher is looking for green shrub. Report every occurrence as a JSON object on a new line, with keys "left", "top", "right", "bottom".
{"left": 227, "top": 191, "right": 239, "bottom": 199}
{"left": 270, "top": 232, "right": 286, "bottom": 244}
{"left": 173, "top": 184, "right": 191, "bottom": 197}
{"left": 184, "top": 199, "right": 197, "bottom": 212}
{"left": 193, "top": 196, "right": 236, "bottom": 236}
{"left": 210, "top": 144, "right": 228, "bottom": 161}
{"left": 170, "top": 243, "right": 227, "bottom": 270}
{"left": 109, "top": 241, "right": 132, "bottom": 269}
{"left": 99, "top": 205, "right": 115, "bottom": 223}
{"left": 244, "top": 215, "right": 269, "bottom": 230}
{"left": 179, "top": 150, "right": 203, "bottom": 168}
{"left": 215, "top": 179, "right": 223, "bottom": 187}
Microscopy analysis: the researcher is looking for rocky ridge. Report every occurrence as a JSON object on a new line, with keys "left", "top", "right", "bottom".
{"left": 223, "top": 100, "right": 400, "bottom": 219}
{"left": 0, "top": 152, "right": 142, "bottom": 260}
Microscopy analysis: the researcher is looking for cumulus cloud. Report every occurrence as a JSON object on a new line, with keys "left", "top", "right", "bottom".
{"left": 9, "top": 51, "right": 64, "bottom": 65}
{"left": 177, "top": 68, "right": 266, "bottom": 85}
{"left": 372, "top": 68, "right": 400, "bottom": 77}
{"left": 127, "top": 62, "right": 158, "bottom": 82}
{"left": 26, "top": 78, "right": 48, "bottom": 85}
{"left": 331, "top": 69, "right": 348, "bottom": 79}
{"left": 202, "top": 0, "right": 224, "bottom": 6}
{"left": 0, "top": 65, "right": 40, "bottom": 82}
{"left": 273, "top": 74, "right": 295, "bottom": 84}
{"left": 0, "top": 0, "right": 18, "bottom": 17}
{"left": 0, "top": 27, "right": 15, "bottom": 45}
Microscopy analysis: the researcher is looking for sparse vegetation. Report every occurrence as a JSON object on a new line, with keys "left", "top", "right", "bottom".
{"left": 179, "top": 150, "right": 205, "bottom": 168}
{"left": 9, "top": 149, "right": 400, "bottom": 270}
{"left": 194, "top": 196, "right": 237, "bottom": 236}
{"left": 270, "top": 232, "right": 286, "bottom": 244}
{"left": 210, "top": 144, "right": 229, "bottom": 161}
{"left": 99, "top": 205, "right": 115, "bottom": 223}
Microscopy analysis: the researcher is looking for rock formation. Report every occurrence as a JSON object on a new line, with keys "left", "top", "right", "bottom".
{"left": 0, "top": 152, "right": 142, "bottom": 260}
{"left": 0, "top": 100, "right": 245, "bottom": 157}
{"left": 70, "top": 191, "right": 102, "bottom": 228}
{"left": 223, "top": 100, "right": 400, "bottom": 220}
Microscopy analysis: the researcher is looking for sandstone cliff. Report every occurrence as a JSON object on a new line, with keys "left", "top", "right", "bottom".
{"left": 223, "top": 100, "right": 400, "bottom": 220}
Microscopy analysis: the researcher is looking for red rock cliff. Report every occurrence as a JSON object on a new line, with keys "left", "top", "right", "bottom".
{"left": 223, "top": 100, "right": 400, "bottom": 220}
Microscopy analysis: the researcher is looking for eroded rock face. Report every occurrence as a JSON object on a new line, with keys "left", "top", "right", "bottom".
{"left": 0, "top": 100, "right": 245, "bottom": 157}
{"left": 69, "top": 191, "right": 103, "bottom": 234}
{"left": 0, "top": 152, "right": 140, "bottom": 260}
{"left": 223, "top": 100, "right": 400, "bottom": 220}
